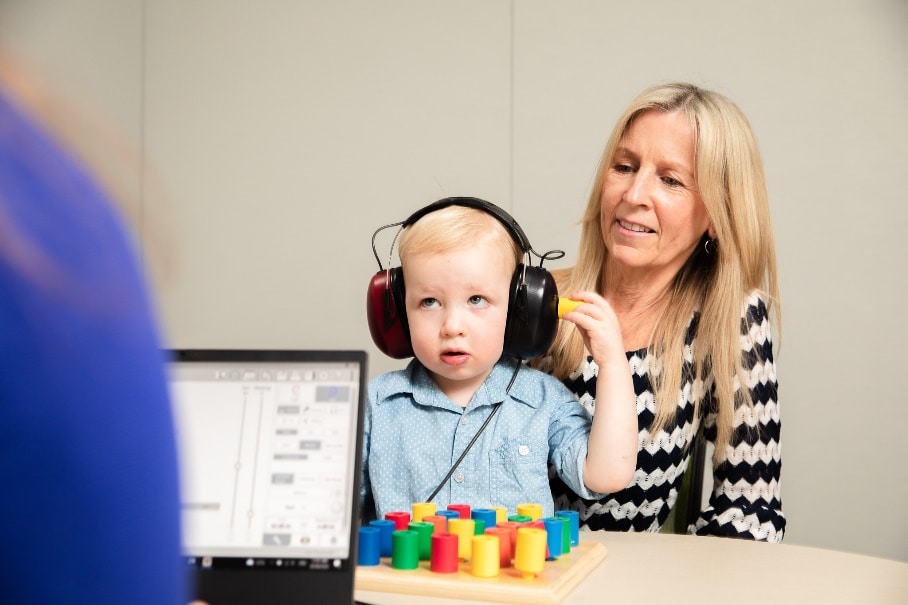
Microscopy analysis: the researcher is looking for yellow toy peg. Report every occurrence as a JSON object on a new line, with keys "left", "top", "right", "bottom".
{"left": 514, "top": 527, "right": 547, "bottom": 580}
{"left": 557, "top": 297, "right": 583, "bottom": 318}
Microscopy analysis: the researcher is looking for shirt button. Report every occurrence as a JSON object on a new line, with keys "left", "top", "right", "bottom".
{"left": 454, "top": 472, "right": 464, "bottom": 483}
{"left": 518, "top": 445, "right": 530, "bottom": 456}
{"left": 460, "top": 416, "right": 469, "bottom": 425}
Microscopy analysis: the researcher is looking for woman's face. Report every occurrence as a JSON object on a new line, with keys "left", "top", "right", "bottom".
{"left": 600, "top": 109, "right": 713, "bottom": 281}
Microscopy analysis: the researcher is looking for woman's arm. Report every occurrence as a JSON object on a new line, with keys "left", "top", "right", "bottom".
{"left": 560, "top": 291, "right": 638, "bottom": 494}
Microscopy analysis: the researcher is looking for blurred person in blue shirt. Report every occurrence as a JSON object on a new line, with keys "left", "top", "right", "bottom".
{"left": 0, "top": 54, "right": 187, "bottom": 604}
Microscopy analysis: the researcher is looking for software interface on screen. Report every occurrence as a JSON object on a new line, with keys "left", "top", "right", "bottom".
{"left": 169, "top": 359, "right": 361, "bottom": 568}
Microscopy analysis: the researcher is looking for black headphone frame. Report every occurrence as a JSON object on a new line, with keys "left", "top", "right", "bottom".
{"left": 366, "top": 196, "right": 562, "bottom": 361}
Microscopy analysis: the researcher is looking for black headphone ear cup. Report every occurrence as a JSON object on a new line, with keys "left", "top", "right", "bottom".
{"left": 366, "top": 267, "right": 413, "bottom": 359}
{"left": 503, "top": 265, "right": 558, "bottom": 360}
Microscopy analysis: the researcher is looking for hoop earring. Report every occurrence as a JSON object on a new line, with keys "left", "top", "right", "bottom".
{"left": 704, "top": 238, "right": 717, "bottom": 255}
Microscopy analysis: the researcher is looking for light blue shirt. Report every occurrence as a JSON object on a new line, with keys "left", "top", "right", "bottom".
{"left": 362, "top": 358, "right": 601, "bottom": 520}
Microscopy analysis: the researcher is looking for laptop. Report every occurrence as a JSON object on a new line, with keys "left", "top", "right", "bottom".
{"left": 167, "top": 349, "right": 368, "bottom": 605}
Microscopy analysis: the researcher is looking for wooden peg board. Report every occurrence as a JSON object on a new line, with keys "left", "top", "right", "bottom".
{"left": 355, "top": 540, "right": 606, "bottom": 604}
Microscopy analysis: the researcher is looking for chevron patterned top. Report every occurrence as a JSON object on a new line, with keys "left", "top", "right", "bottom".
{"left": 549, "top": 292, "right": 785, "bottom": 542}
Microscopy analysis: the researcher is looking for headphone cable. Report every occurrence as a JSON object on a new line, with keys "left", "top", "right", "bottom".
{"left": 424, "top": 359, "right": 521, "bottom": 504}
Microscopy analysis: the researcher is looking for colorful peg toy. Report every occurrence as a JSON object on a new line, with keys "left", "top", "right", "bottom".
{"left": 358, "top": 503, "right": 580, "bottom": 579}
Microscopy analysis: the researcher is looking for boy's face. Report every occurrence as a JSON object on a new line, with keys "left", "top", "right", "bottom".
{"left": 403, "top": 238, "right": 514, "bottom": 405}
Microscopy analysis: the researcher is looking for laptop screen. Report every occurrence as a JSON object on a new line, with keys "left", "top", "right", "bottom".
{"left": 167, "top": 349, "right": 366, "bottom": 591}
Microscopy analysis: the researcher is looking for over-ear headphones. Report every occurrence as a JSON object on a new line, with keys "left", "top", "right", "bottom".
{"left": 366, "top": 196, "right": 563, "bottom": 360}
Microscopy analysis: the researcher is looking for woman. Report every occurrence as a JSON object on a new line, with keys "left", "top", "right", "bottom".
{"left": 540, "top": 82, "right": 784, "bottom": 541}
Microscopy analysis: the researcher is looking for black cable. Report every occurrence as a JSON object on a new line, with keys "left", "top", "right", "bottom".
{"left": 424, "top": 360, "right": 521, "bottom": 504}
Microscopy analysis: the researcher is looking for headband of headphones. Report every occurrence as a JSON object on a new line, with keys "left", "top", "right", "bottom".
{"left": 366, "top": 196, "right": 562, "bottom": 360}
{"left": 401, "top": 197, "right": 534, "bottom": 252}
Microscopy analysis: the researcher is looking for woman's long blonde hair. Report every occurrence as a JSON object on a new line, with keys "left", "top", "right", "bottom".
{"left": 545, "top": 82, "right": 779, "bottom": 456}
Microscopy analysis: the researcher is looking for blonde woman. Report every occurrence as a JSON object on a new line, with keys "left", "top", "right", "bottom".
{"left": 539, "top": 82, "right": 784, "bottom": 541}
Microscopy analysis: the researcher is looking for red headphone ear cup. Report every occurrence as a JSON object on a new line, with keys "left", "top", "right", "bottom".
{"left": 366, "top": 269, "right": 414, "bottom": 359}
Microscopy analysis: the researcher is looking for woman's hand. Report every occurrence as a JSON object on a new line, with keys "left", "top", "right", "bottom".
{"left": 558, "top": 291, "right": 626, "bottom": 369}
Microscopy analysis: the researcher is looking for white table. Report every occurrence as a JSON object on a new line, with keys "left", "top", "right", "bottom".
{"left": 354, "top": 531, "right": 908, "bottom": 604}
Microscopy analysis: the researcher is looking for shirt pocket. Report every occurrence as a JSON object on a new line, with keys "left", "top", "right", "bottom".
{"left": 488, "top": 437, "right": 551, "bottom": 511}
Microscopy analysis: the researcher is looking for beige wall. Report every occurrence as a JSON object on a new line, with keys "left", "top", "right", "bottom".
{"left": 2, "top": 0, "right": 906, "bottom": 562}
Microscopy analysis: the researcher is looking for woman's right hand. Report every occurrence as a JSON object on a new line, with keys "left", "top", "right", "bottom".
{"left": 558, "top": 290, "right": 626, "bottom": 369}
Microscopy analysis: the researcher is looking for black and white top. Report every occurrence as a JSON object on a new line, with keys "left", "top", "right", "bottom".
{"left": 550, "top": 292, "right": 785, "bottom": 542}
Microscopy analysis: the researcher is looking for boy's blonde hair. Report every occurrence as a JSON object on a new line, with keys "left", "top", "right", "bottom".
{"left": 398, "top": 205, "right": 522, "bottom": 268}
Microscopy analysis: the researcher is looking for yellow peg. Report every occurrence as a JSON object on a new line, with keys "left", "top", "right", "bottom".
{"left": 411, "top": 502, "right": 436, "bottom": 522}
{"left": 557, "top": 297, "right": 583, "bottom": 318}
{"left": 514, "top": 527, "right": 547, "bottom": 580}
{"left": 517, "top": 503, "right": 543, "bottom": 521}
{"left": 470, "top": 535, "right": 501, "bottom": 578}
{"left": 448, "top": 518, "right": 476, "bottom": 559}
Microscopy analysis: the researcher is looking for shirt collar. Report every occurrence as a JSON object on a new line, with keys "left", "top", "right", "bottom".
{"left": 404, "top": 358, "right": 537, "bottom": 411}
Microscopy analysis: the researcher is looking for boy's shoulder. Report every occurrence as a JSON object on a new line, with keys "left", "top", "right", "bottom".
{"left": 511, "top": 362, "right": 563, "bottom": 384}
{"left": 367, "top": 359, "right": 426, "bottom": 403}
{"left": 368, "top": 363, "right": 412, "bottom": 388}
{"left": 503, "top": 362, "right": 577, "bottom": 409}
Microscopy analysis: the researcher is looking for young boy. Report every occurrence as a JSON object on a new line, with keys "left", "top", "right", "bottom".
{"left": 362, "top": 202, "right": 637, "bottom": 520}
